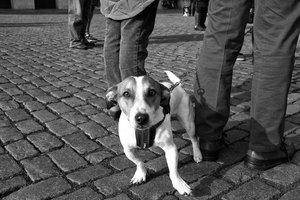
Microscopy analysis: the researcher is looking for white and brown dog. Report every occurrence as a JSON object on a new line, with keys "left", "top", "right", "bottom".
{"left": 106, "top": 71, "right": 202, "bottom": 195}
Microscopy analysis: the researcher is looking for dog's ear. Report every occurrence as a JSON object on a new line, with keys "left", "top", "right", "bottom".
{"left": 160, "top": 84, "right": 171, "bottom": 114}
{"left": 106, "top": 85, "right": 118, "bottom": 109}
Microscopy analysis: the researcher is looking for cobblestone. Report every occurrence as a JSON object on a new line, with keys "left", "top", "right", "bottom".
{"left": 0, "top": 9, "right": 299, "bottom": 200}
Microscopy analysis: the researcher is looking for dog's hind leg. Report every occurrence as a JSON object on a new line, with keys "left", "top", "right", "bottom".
{"left": 177, "top": 98, "right": 203, "bottom": 163}
{"left": 124, "top": 148, "right": 147, "bottom": 184}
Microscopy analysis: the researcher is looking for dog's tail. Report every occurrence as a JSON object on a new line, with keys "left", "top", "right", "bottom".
{"left": 165, "top": 71, "right": 181, "bottom": 84}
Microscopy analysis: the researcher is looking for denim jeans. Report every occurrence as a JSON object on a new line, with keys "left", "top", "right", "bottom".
{"left": 68, "top": 0, "right": 92, "bottom": 43}
{"left": 104, "top": 0, "right": 159, "bottom": 88}
{"left": 194, "top": 0, "right": 300, "bottom": 152}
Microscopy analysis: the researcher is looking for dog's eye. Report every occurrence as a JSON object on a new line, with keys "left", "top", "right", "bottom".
{"left": 123, "top": 91, "right": 130, "bottom": 98}
{"left": 148, "top": 89, "right": 156, "bottom": 96}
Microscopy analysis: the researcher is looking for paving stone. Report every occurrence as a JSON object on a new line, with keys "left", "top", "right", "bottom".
{"left": 21, "top": 155, "right": 61, "bottom": 181}
{"left": 0, "top": 127, "right": 23, "bottom": 144}
{"left": 260, "top": 163, "right": 300, "bottom": 187}
{"left": 13, "top": 94, "right": 33, "bottom": 103}
{"left": 27, "top": 132, "right": 62, "bottom": 152}
{"left": 178, "top": 161, "right": 220, "bottom": 183}
{"left": 129, "top": 175, "right": 175, "bottom": 200}
{"left": 3, "top": 177, "right": 71, "bottom": 200}
{"left": 110, "top": 150, "right": 157, "bottom": 171}
{"left": 23, "top": 101, "right": 45, "bottom": 112}
{"left": 0, "top": 115, "right": 11, "bottom": 128}
{"left": 62, "top": 132, "right": 100, "bottom": 154}
{"left": 46, "top": 118, "right": 78, "bottom": 137}
{"left": 0, "top": 92, "right": 11, "bottom": 101}
{"left": 15, "top": 119, "right": 44, "bottom": 134}
{"left": 0, "top": 176, "right": 27, "bottom": 196}
{"left": 52, "top": 187, "right": 104, "bottom": 200}
{"left": 4, "top": 88, "right": 23, "bottom": 96}
{"left": 78, "top": 121, "right": 108, "bottom": 139}
{"left": 219, "top": 162, "right": 259, "bottom": 184}
{"left": 0, "top": 100, "right": 19, "bottom": 111}
{"left": 96, "top": 135, "right": 123, "bottom": 155}
{"left": 76, "top": 105, "right": 100, "bottom": 115}
{"left": 88, "top": 113, "right": 116, "bottom": 128}
{"left": 88, "top": 97, "right": 106, "bottom": 109}
{"left": 61, "top": 86, "right": 81, "bottom": 94}
{"left": 35, "top": 95, "right": 58, "bottom": 104}
{"left": 94, "top": 168, "right": 135, "bottom": 196}
{"left": 5, "top": 140, "right": 39, "bottom": 160}
{"left": 32, "top": 109, "right": 58, "bottom": 123}
{"left": 177, "top": 176, "right": 232, "bottom": 200}
{"left": 85, "top": 150, "right": 114, "bottom": 164}
{"left": 50, "top": 90, "right": 71, "bottom": 99}
{"left": 105, "top": 193, "right": 131, "bottom": 200}
{"left": 62, "top": 97, "right": 86, "bottom": 107}
{"left": 47, "top": 102, "right": 74, "bottom": 114}
{"left": 222, "top": 179, "right": 280, "bottom": 200}
{"left": 61, "top": 111, "right": 89, "bottom": 125}
{"left": 48, "top": 147, "right": 88, "bottom": 172}
{"left": 74, "top": 91, "right": 96, "bottom": 101}
{"left": 0, "top": 154, "right": 22, "bottom": 179}
{"left": 5, "top": 109, "right": 30, "bottom": 122}
{"left": 67, "top": 164, "right": 111, "bottom": 185}
{"left": 279, "top": 185, "right": 300, "bottom": 200}
{"left": 218, "top": 141, "right": 249, "bottom": 165}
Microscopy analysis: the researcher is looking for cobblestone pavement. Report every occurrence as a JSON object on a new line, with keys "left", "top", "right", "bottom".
{"left": 0, "top": 9, "right": 300, "bottom": 200}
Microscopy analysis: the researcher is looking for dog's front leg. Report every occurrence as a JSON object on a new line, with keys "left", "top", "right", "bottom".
{"left": 162, "top": 144, "right": 192, "bottom": 195}
{"left": 124, "top": 147, "right": 147, "bottom": 184}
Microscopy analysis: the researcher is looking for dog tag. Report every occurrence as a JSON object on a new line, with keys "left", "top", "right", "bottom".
{"left": 135, "top": 126, "right": 156, "bottom": 149}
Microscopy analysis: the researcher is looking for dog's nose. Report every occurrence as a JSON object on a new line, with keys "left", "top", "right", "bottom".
{"left": 135, "top": 113, "right": 149, "bottom": 125}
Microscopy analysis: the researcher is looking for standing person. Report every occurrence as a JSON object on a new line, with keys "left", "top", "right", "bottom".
{"left": 194, "top": 0, "right": 209, "bottom": 31}
{"left": 101, "top": 0, "right": 159, "bottom": 119}
{"left": 85, "top": 0, "right": 100, "bottom": 43}
{"left": 68, "top": 0, "right": 96, "bottom": 49}
{"left": 194, "top": 0, "right": 299, "bottom": 170}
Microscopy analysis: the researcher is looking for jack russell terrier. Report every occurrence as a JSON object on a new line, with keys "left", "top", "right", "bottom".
{"left": 106, "top": 71, "right": 202, "bottom": 195}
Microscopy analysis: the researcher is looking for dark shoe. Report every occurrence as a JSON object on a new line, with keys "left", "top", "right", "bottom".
{"left": 69, "top": 42, "right": 88, "bottom": 50}
{"left": 200, "top": 139, "right": 221, "bottom": 161}
{"left": 85, "top": 33, "right": 98, "bottom": 43}
{"left": 82, "top": 38, "right": 95, "bottom": 47}
{"left": 244, "top": 139, "right": 295, "bottom": 170}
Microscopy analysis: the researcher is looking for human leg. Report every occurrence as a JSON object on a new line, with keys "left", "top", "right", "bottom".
{"left": 244, "top": 0, "right": 299, "bottom": 170}
{"left": 118, "top": 0, "right": 159, "bottom": 80}
{"left": 194, "top": 0, "right": 252, "bottom": 160}
{"left": 68, "top": 0, "right": 93, "bottom": 48}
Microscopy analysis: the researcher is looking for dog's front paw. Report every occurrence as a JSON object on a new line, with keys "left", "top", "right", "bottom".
{"left": 172, "top": 176, "right": 192, "bottom": 195}
{"left": 130, "top": 166, "right": 147, "bottom": 185}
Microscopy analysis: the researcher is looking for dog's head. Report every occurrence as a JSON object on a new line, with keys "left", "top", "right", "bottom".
{"left": 106, "top": 76, "right": 170, "bottom": 129}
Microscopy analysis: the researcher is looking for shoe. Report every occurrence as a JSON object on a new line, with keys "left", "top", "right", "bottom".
{"left": 85, "top": 33, "right": 98, "bottom": 43}
{"left": 200, "top": 139, "right": 221, "bottom": 161}
{"left": 194, "top": 25, "right": 206, "bottom": 31}
{"left": 237, "top": 53, "right": 246, "bottom": 61}
{"left": 244, "top": 139, "right": 295, "bottom": 170}
{"left": 82, "top": 38, "right": 95, "bottom": 47}
{"left": 106, "top": 100, "right": 121, "bottom": 120}
{"left": 69, "top": 42, "right": 88, "bottom": 50}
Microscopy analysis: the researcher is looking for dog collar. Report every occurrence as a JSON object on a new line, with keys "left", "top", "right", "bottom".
{"left": 135, "top": 113, "right": 166, "bottom": 149}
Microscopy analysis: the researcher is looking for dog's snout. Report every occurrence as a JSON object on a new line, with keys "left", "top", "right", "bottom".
{"left": 135, "top": 113, "right": 149, "bottom": 125}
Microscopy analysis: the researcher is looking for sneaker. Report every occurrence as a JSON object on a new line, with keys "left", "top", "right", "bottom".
{"left": 244, "top": 139, "right": 295, "bottom": 170}
{"left": 82, "top": 38, "right": 95, "bottom": 47}
{"left": 237, "top": 53, "right": 246, "bottom": 61}
{"left": 69, "top": 42, "right": 88, "bottom": 50}
{"left": 85, "top": 33, "right": 98, "bottom": 43}
{"left": 194, "top": 25, "right": 206, "bottom": 31}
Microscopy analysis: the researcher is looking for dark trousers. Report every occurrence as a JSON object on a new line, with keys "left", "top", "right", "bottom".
{"left": 104, "top": 0, "right": 159, "bottom": 88}
{"left": 68, "top": 0, "right": 92, "bottom": 42}
{"left": 194, "top": 0, "right": 300, "bottom": 152}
